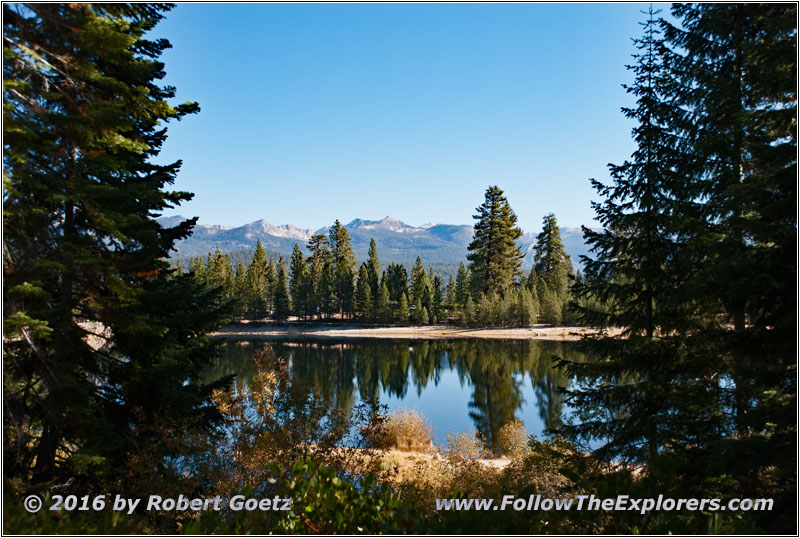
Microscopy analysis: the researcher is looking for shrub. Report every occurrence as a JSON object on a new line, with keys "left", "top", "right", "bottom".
{"left": 374, "top": 408, "right": 434, "bottom": 452}
{"left": 496, "top": 419, "right": 528, "bottom": 458}
{"left": 443, "top": 428, "right": 487, "bottom": 460}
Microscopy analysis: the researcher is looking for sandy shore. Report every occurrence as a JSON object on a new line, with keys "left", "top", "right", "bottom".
{"left": 211, "top": 322, "right": 615, "bottom": 341}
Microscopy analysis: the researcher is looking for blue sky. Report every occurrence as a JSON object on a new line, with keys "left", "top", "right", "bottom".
{"left": 154, "top": 3, "right": 649, "bottom": 232}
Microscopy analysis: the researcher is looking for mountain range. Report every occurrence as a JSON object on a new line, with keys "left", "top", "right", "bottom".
{"left": 158, "top": 215, "right": 593, "bottom": 270}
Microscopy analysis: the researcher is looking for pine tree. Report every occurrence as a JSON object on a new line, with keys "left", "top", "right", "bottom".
{"left": 265, "top": 257, "right": 277, "bottom": 313}
{"left": 413, "top": 297, "right": 423, "bottom": 325}
{"left": 563, "top": 8, "right": 688, "bottom": 462}
{"left": 377, "top": 281, "right": 391, "bottom": 323}
{"left": 329, "top": 220, "right": 356, "bottom": 318}
{"left": 318, "top": 258, "right": 336, "bottom": 319}
{"left": 661, "top": 5, "right": 796, "bottom": 524}
{"left": 455, "top": 262, "right": 470, "bottom": 306}
{"left": 2, "top": 3, "right": 227, "bottom": 483}
{"left": 432, "top": 273, "right": 444, "bottom": 323}
{"left": 564, "top": 8, "right": 796, "bottom": 531}
{"left": 366, "top": 238, "right": 381, "bottom": 305}
{"left": 409, "top": 257, "right": 430, "bottom": 306}
{"left": 305, "top": 233, "right": 330, "bottom": 318}
{"left": 385, "top": 263, "right": 409, "bottom": 302}
{"left": 189, "top": 256, "right": 206, "bottom": 282}
{"left": 420, "top": 306, "right": 429, "bottom": 326}
{"left": 467, "top": 186, "right": 523, "bottom": 297}
{"left": 534, "top": 214, "right": 571, "bottom": 297}
{"left": 273, "top": 257, "right": 291, "bottom": 321}
{"left": 446, "top": 275, "right": 457, "bottom": 309}
{"left": 397, "top": 292, "right": 410, "bottom": 325}
{"left": 246, "top": 240, "right": 270, "bottom": 319}
{"left": 233, "top": 261, "right": 249, "bottom": 319}
{"left": 289, "top": 244, "right": 310, "bottom": 319}
{"left": 463, "top": 295, "right": 475, "bottom": 327}
{"left": 514, "top": 287, "right": 537, "bottom": 327}
{"left": 355, "top": 264, "right": 373, "bottom": 320}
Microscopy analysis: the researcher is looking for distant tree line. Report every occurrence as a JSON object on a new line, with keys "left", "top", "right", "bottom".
{"left": 183, "top": 191, "right": 582, "bottom": 327}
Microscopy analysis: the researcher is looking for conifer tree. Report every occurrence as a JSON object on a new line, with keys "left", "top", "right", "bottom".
{"left": 305, "top": 233, "right": 329, "bottom": 318}
{"left": 329, "top": 220, "right": 356, "bottom": 318}
{"left": 413, "top": 297, "right": 424, "bottom": 325}
{"left": 318, "top": 258, "right": 336, "bottom": 319}
{"left": 234, "top": 261, "right": 249, "bottom": 319}
{"left": 377, "top": 281, "right": 391, "bottom": 323}
{"left": 662, "top": 5, "right": 796, "bottom": 519}
{"left": 534, "top": 214, "right": 571, "bottom": 297}
{"left": 467, "top": 186, "right": 523, "bottom": 297}
{"left": 463, "top": 295, "right": 475, "bottom": 327}
{"left": 397, "top": 292, "right": 410, "bottom": 325}
{"left": 432, "top": 273, "right": 444, "bottom": 323}
{"left": 564, "top": 8, "right": 687, "bottom": 462}
{"left": 446, "top": 275, "right": 457, "bottom": 309}
{"left": 273, "top": 257, "right": 291, "bottom": 321}
{"left": 189, "top": 256, "right": 206, "bottom": 282}
{"left": 289, "top": 244, "right": 310, "bottom": 319}
{"left": 246, "top": 240, "right": 270, "bottom": 318}
{"left": 420, "top": 307, "right": 429, "bottom": 326}
{"left": 265, "top": 256, "right": 277, "bottom": 312}
{"left": 455, "top": 262, "right": 470, "bottom": 306}
{"left": 2, "top": 3, "right": 228, "bottom": 482}
{"left": 366, "top": 238, "right": 381, "bottom": 304}
{"left": 409, "top": 257, "right": 430, "bottom": 306}
{"left": 385, "top": 263, "right": 409, "bottom": 302}
{"left": 355, "top": 264, "right": 372, "bottom": 320}
{"left": 564, "top": 9, "right": 796, "bottom": 529}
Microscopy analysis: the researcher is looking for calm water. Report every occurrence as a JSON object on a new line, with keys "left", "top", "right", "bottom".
{"left": 206, "top": 338, "right": 586, "bottom": 451}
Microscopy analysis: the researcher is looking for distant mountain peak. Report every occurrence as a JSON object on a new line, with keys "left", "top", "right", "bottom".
{"left": 346, "top": 216, "right": 411, "bottom": 232}
{"left": 157, "top": 214, "right": 593, "bottom": 270}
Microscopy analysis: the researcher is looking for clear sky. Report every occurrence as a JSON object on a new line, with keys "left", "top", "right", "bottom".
{"left": 154, "top": 3, "right": 650, "bottom": 233}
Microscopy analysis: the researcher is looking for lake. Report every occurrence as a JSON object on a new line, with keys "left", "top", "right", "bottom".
{"left": 206, "top": 338, "right": 586, "bottom": 451}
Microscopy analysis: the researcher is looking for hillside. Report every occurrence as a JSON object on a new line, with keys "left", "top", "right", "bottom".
{"left": 161, "top": 215, "right": 593, "bottom": 270}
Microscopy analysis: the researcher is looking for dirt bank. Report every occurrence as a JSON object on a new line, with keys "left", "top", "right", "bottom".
{"left": 211, "top": 322, "right": 618, "bottom": 341}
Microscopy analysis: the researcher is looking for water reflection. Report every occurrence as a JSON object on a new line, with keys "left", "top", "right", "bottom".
{"left": 205, "top": 339, "right": 584, "bottom": 453}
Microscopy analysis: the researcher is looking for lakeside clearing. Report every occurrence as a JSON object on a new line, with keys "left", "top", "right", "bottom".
{"left": 211, "top": 321, "right": 619, "bottom": 341}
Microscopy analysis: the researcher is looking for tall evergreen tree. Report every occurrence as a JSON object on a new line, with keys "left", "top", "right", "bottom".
{"left": 385, "top": 263, "right": 409, "bottom": 302}
{"left": 289, "top": 244, "right": 310, "bottom": 319}
{"left": 533, "top": 214, "right": 571, "bottom": 298}
{"left": 246, "top": 240, "right": 269, "bottom": 319}
{"left": 397, "top": 292, "right": 410, "bottom": 325}
{"left": 467, "top": 186, "right": 523, "bottom": 297}
{"left": 455, "top": 262, "right": 470, "bottom": 306}
{"left": 265, "top": 256, "right": 276, "bottom": 312}
{"left": 366, "top": 238, "right": 381, "bottom": 304}
{"left": 305, "top": 233, "right": 329, "bottom": 319}
{"left": 273, "top": 257, "right": 291, "bottom": 321}
{"left": 328, "top": 220, "right": 356, "bottom": 318}
{"left": 409, "top": 257, "right": 430, "bottom": 307}
{"left": 376, "top": 281, "right": 391, "bottom": 323}
{"left": 233, "top": 261, "right": 249, "bottom": 319}
{"left": 564, "top": 6, "right": 797, "bottom": 532}
{"left": 446, "top": 275, "right": 457, "bottom": 309}
{"left": 663, "top": 6, "right": 796, "bottom": 526}
{"left": 3, "top": 3, "right": 228, "bottom": 483}
{"left": 355, "top": 264, "right": 372, "bottom": 320}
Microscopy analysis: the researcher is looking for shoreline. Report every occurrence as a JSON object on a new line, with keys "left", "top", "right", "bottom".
{"left": 211, "top": 321, "right": 616, "bottom": 341}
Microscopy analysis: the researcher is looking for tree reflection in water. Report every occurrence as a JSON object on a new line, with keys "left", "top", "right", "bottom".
{"left": 204, "top": 338, "right": 584, "bottom": 453}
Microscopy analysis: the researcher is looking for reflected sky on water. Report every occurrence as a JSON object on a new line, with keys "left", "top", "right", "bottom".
{"left": 205, "top": 338, "right": 586, "bottom": 451}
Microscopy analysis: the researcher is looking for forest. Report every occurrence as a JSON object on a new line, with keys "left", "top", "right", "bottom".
{"left": 179, "top": 202, "right": 580, "bottom": 327}
{"left": 2, "top": 3, "right": 796, "bottom": 535}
